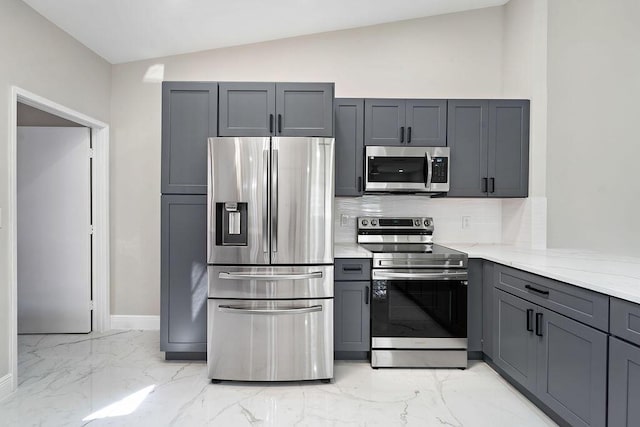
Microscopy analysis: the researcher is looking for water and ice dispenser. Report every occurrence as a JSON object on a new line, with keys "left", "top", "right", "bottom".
{"left": 215, "top": 202, "right": 248, "bottom": 246}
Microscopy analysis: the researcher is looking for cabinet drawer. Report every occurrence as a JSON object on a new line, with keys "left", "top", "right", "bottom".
{"left": 494, "top": 264, "right": 609, "bottom": 331}
{"left": 335, "top": 258, "right": 371, "bottom": 281}
{"left": 611, "top": 298, "right": 640, "bottom": 346}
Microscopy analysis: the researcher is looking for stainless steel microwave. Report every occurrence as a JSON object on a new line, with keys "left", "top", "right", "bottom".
{"left": 365, "top": 146, "right": 450, "bottom": 193}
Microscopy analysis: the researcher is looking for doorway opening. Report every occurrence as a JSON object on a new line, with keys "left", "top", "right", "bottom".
{"left": 7, "top": 87, "right": 110, "bottom": 395}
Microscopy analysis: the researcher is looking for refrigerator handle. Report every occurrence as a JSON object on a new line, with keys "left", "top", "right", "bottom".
{"left": 262, "top": 149, "right": 269, "bottom": 253}
{"left": 272, "top": 149, "right": 278, "bottom": 253}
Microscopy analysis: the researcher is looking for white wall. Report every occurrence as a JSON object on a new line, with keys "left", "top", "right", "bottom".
{"left": 0, "top": 0, "right": 111, "bottom": 383}
{"left": 547, "top": 0, "right": 640, "bottom": 255}
{"left": 110, "top": 7, "right": 506, "bottom": 315}
{"left": 500, "top": 0, "right": 548, "bottom": 249}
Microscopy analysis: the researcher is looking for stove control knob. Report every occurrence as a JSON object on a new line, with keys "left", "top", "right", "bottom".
{"left": 361, "top": 219, "right": 368, "bottom": 226}
{"left": 370, "top": 219, "right": 377, "bottom": 226}
{"left": 424, "top": 219, "right": 430, "bottom": 226}
{"left": 414, "top": 219, "right": 420, "bottom": 226}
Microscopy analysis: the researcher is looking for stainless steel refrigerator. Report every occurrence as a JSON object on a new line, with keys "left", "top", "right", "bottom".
{"left": 206, "top": 137, "right": 335, "bottom": 382}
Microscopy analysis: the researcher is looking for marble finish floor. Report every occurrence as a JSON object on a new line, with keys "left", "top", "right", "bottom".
{"left": 1, "top": 331, "right": 557, "bottom": 426}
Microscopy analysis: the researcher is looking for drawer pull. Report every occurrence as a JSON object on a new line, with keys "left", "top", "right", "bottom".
{"left": 342, "top": 265, "right": 363, "bottom": 272}
{"left": 525, "top": 284, "right": 549, "bottom": 296}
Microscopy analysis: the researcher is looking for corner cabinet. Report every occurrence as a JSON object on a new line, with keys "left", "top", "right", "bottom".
{"left": 161, "top": 82, "right": 218, "bottom": 195}
{"left": 492, "top": 264, "right": 609, "bottom": 427}
{"left": 334, "top": 259, "right": 371, "bottom": 359}
{"left": 334, "top": 98, "right": 364, "bottom": 196}
{"left": 364, "top": 99, "right": 446, "bottom": 146}
{"left": 160, "top": 195, "right": 208, "bottom": 357}
{"left": 218, "top": 82, "right": 334, "bottom": 137}
{"left": 447, "top": 100, "right": 529, "bottom": 198}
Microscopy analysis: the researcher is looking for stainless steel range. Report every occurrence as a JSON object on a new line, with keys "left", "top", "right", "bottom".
{"left": 357, "top": 217, "right": 468, "bottom": 368}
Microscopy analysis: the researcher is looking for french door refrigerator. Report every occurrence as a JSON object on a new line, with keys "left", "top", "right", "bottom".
{"left": 207, "top": 137, "right": 335, "bottom": 382}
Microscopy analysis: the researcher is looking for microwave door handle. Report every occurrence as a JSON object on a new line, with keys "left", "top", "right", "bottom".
{"left": 424, "top": 152, "right": 432, "bottom": 189}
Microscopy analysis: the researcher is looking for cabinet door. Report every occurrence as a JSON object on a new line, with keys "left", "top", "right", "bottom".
{"left": 161, "top": 82, "right": 217, "bottom": 194}
{"left": 161, "top": 195, "right": 208, "bottom": 354}
{"left": 334, "top": 281, "right": 370, "bottom": 352}
{"left": 334, "top": 99, "right": 364, "bottom": 196}
{"left": 493, "top": 289, "right": 537, "bottom": 393}
{"left": 446, "top": 100, "right": 489, "bottom": 197}
{"left": 487, "top": 100, "right": 529, "bottom": 197}
{"left": 364, "top": 99, "right": 405, "bottom": 145}
{"left": 609, "top": 336, "right": 640, "bottom": 427}
{"left": 218, "top": 82, "right": 275, "bottom": 137}
{"left": 405, "top": 99, "right": 447, "bottom": 146}
{"left": 536, "top": 307, "right": 607, "bottom": 427}
{"left": 275, "top": 83, "right": 334, "bottom": 137}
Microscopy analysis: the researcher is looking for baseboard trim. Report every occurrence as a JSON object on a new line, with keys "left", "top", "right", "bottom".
{"left": 110, "top": 315, "right": 160, "bottom": 330}
{"left": 0, "top": 374, "right": 13, "bottom": 401}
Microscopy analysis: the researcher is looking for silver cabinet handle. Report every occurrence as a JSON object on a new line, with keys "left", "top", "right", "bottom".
{"left": 272, "top": 149, "right": 278, "bottom": 253}
{"left": 218, "top": 271, "right": 323, "bottom": 280}
{"left": 425, "top": 151, "right": 432, "bottom": 189}
{"left": 372, "top": 271, "right": 467, "bottom": 280}
{"left": 218, "top": 305, "right": 322, "bottom": 315}
{"left": 262, "top": 149, "right": 269, "bottom": 253}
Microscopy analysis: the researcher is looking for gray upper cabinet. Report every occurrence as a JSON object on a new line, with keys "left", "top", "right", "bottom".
{"left": 405, "top": 100, "right": 447, "bottom": 146}
{"left": 218, "top": 82, "right": 275, "bottom": 137}
{"left": 609, "top": 336, "right": 640, "bottom": 427}
{"left": 365, "top": 99, "right": 446, "bottom": 146}
{"left": 334, "top": 98, "right": 364, "bottom": 196}
{"left": 488, "top": 100, "right": 530, "bottom": 197}
{"left": 493, "top": 289, "right": 538, "bottom": 393}
{"left": 218, "top": 82, "right": 333, "bottom": 137}
{"left": 161, "top": 195, "right": 208, "bottom": 355}
{"left": 447, "top": 99, "right": 529, "bottom": 198}
{"left": 276, "top": 83, "right": 334, "bottom": 137}
{"left": 161, "top": 82, "right": 218, "bottom": 194}
{"left": 364, "top": 99, "right": 405, "bottom": 145}
{"left": 536, "top": 307, "right": 607, "bottom": 427}
{"left": 447, "top": 100, "right": 489, "bottom": 197}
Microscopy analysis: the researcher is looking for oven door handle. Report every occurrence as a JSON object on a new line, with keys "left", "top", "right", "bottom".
{"left": 372, "top": 271, "right": 468, "bottom": 281}
{"left": 218, "top": 272, "right": 323, "bottom": 280}
{"left": 218, "top": 305, "right": 322, "bottom": 315}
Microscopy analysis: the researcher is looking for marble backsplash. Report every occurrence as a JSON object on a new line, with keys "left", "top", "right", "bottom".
{"left": 334, "top": 195, "right": 503, "bottom": 244}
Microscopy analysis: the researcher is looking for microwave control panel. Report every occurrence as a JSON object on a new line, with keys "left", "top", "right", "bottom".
{"left": 431, "top": 157, "right": 448, "bottom": 183}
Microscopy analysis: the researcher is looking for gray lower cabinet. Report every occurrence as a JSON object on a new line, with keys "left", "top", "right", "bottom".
{"left": 161, "top": 82, "right": 218, "bottom": 195}
{"left": 609, "top": 336, "right": 640, "bottom": 427}
{"left": 536, "top": 307, "right": 607, "bottom": 427}
{"left": 161, "top": 195, "right": 208, "bottom": 357}
{"left": 482, "top": 260, "right": 495, "bottom": 359}
{"left": 334, "top": 258, "right": 371, "bottom": 359}
{"left": 334, "top": 281, "right": 370, "bottom": 354}
{"left": 447, "top": 99, "right": 529, "bottom": 198}
{"left": 364, "top": 99, "right": 446, "bottom": 146}
{"left": 334, "top": 98, "right": 364, "bottom": 196}
{"left": 493, "top": 289, "right": 538, "bottom": 392}
{"left": 467, "top": 259, "right": 483, "bottom": 354}
{"left": 493, "top": 288, "right": 607, "bottom": 427}
{"left": 218, "top": 82, "right": 333, "bottom": 137}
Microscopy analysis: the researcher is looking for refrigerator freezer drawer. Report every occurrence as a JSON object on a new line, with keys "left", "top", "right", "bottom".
{"left": 207, "top": 298, "right": 334, "bottom": 381}
{"left": 208, "top": 265, "right": 333, "bottom": 299}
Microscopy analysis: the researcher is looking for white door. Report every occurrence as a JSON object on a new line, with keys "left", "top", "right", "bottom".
{"left": 17, "top": 126, "right": 92, "bottom": 333}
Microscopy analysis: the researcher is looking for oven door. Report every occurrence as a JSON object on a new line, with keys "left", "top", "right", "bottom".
{"left": 371, "top": 269, "right": 467, "bottom": 349}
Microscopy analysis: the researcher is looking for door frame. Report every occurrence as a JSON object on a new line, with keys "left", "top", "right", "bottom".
{"left": 7, "top": 86, "right": 110, "bottom": 393}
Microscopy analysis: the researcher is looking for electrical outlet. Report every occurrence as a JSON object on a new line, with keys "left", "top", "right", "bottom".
{"left": 461, "top": 216, "right": 471, "bottom": 229}
{"left": 340, "top": 214, "right": 349, "bottom": 227}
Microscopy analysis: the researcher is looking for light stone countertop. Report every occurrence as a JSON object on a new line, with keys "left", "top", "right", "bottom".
{"left": 334, "top": 242, "right": 640, "bottom": 305}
